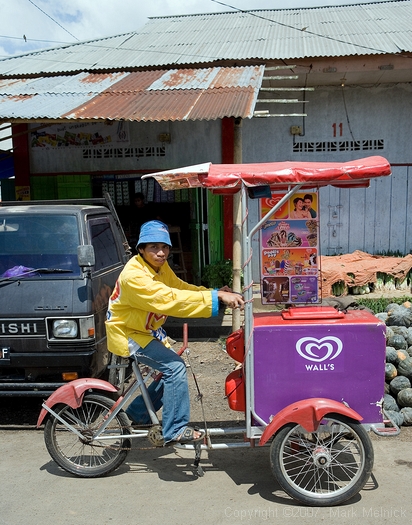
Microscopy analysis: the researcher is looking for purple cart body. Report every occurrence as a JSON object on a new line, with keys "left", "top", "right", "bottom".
{"left": 253, "top": 307, "right": 386, "bottom": 425}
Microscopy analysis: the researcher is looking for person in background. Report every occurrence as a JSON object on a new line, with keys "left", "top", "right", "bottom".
{"left": 133, "top": 192, "right": 153, "bottom": 231}
{"left": 106, "top": 220, "right": 244, "bottom": 445}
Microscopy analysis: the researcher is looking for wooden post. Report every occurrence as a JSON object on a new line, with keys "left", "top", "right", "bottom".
{"left": 232, "top": 118, "right": 242, "bottom": 331}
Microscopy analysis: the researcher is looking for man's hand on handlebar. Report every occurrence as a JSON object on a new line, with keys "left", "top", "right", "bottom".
{"left": 217, "top": 289, "right": 245, "bottom": 310}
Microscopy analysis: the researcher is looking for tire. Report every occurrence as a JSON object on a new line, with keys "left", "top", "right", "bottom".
{"left": 44, "top": 394, "right": 131, "bottom": 478}
{"left": 270, "top": 414, "right": 374, "bottom": 506}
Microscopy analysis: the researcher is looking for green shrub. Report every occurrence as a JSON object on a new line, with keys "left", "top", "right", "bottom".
{"left": 356, "top": 296, "right": 411, "bottom": 314}
{"left": 201, "top": 259, "right": 234, "bottom": 289}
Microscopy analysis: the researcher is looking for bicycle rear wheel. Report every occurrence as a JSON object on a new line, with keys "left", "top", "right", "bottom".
{"left": 44, "top": 394, "right": 131, "bottom": 478}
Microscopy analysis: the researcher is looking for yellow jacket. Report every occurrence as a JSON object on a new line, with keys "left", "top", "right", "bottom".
{"left": 106, "top": 254, "right": 218, "bottom": 356}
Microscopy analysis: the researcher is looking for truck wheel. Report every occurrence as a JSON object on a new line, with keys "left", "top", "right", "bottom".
{"left": 269, "top": 414, "right": 374, "bottom": 506}
{"left": 44, "top": 394, "right": 131, "bottom": 478}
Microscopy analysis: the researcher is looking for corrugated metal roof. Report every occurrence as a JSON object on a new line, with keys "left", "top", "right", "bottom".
{"left": 0, "top": 66, "right": 264, "bottom": 122}
{"left": 0, "top": 1, "right": 410, "bottom": 77}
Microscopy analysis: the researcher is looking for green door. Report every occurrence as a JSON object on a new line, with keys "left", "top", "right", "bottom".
{"left": 207, "top": 191, "right": 223, "bottom": 264}
{"left": 189, "top": 188, "right": 223, "bottom": 284}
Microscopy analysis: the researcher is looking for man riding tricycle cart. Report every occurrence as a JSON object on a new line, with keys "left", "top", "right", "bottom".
{"left": 37, "top": 155, "right": 396, "bottom": 506}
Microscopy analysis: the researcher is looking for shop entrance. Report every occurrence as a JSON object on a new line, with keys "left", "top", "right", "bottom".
{"left": 92, "top": 176, "right": 195, "bottom": 281}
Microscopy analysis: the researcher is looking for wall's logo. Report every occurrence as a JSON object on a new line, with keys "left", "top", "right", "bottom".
{"left": 296, "top": 336, "right": 343, "bottom": 371}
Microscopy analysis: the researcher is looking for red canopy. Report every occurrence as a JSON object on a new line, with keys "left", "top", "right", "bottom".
{"left": 144, "top": 156, "right": 391, "bottom": 193}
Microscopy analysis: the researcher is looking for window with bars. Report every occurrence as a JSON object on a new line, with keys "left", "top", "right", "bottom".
{"left": 82, "top": 146, "right": 166, "bottom": 159}
{"left": 292, "top": 139, "right": 384, "bottom": 153}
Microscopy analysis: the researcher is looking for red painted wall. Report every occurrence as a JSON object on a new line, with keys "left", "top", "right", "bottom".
{"left": 222, "top": 117, "right": 234, "bottom": 259}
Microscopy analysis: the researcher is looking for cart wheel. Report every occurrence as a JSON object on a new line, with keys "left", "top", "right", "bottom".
{"left": 270, "top": 414, "right": 374, "bottom": 506}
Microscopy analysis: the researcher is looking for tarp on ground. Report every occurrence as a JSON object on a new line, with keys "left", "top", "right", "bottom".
{"left": 320, "top": 250, "right": 412, "bottom": 297}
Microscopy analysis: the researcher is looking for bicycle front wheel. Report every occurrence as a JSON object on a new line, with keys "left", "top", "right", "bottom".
{"left": 44, "top": 394, "right": 131, "bottom": 478}
{"left": 270, "top": 414, "right": 374, "bottom": 506}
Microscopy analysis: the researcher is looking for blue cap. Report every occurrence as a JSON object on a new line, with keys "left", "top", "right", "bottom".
{"left": 137, "top": 220, "right": 172, "bottom": 247}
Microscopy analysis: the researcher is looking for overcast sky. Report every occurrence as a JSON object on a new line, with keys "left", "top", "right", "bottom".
{"left": 0, "top": 0, "right": 391, "bottom": 58}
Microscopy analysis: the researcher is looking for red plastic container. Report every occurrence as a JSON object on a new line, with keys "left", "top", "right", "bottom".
{"left": 225, "top": 368, "right": 245, "bottom": 411}
{"left": 226, "top": 328, "right": 245, "bottom": 362}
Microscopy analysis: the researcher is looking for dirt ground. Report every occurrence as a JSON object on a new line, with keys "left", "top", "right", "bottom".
{"left": 183, "top": 339, "right": 243, "bottom": 426}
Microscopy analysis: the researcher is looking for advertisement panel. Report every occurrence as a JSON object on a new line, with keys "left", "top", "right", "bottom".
{"left": 260, "top": 191, "right": 319, "bottom": 304}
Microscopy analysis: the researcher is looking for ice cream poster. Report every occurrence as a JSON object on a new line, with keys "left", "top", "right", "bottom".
{"left": 290, "top": 276, "right": 318, "bottom": 303}
{"left": 260, "top": 190, "right": 320, "bottom": 305}
{"left": 262, "top": 248, "right": 318, "bottom": 277}
{"left": 261, "top": 275, "right": 318, "bottom": 304}
{"left": 261, "top": 220, "right": 318, "bottom": 249}
{"left": 261, "top": 191, "right": 318, "bottom": 220}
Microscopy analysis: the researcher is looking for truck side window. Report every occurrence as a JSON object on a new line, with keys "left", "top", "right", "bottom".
{"left": 89, "top": 219, "right": 121, "bottom": 271}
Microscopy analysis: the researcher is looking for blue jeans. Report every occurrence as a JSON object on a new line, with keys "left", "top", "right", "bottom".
{"left": 127, "top": 338, "right": 190, "bottom": 443}
{"left": 126, "top": 378, "right": 164, "bottom": 425}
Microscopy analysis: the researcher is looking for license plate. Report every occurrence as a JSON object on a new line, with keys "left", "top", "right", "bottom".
{"left": 0, "top": 347, "right": 10, "bottom": 364}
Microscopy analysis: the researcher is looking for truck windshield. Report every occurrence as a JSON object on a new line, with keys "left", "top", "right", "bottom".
{"left": 0, "top": 214, "right": 81, "bottom": 278}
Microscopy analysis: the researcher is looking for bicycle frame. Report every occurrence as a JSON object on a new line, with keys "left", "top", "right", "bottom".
{"left": 38, "top": 355, "right": 254, "bottom": 449}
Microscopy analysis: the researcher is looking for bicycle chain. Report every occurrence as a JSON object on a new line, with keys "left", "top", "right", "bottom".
{"left": 83, "top": 424, "right": 209, "bottom": 452}
{"left": 84, "top": 424, "right": 166, "bottom": 451}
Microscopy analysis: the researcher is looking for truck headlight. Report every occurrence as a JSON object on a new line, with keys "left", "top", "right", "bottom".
{"left": 52, "top": 319, "right": 78, "bottom": 338}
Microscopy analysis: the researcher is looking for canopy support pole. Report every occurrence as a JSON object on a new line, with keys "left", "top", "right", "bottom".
{"left": 232, "top": 118, "right": 242, "bottom": 331}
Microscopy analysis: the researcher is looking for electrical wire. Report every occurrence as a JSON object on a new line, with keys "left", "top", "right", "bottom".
{"left": 0, "top": 34, "right": 73, "bottom": 45}
{"left": 27, "top": 0, "right": 79, "bottom": 41}
{"left": 0, "top": 1, "right": 410, "bottom": 65}
{"left": 211, "top": 0, "right": 412, "bottom": 56}
{"left": 341, "top": 84, "right": 356, "bottom": 141}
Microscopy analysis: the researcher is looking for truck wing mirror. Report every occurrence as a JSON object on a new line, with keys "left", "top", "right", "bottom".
{"left": 77, "top": 245, "right": 95, "bottom": 267}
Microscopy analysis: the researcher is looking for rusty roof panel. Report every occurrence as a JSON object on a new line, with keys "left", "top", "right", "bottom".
{"left": 147, "top": 66, "right": 264, "bottom": 91}
{"left": 0, "top": 93, "right": 94, "bottom": 120}
{"left": 104, "top": 70, "right": 165, "bottom": 93}
{"left": 0, "top": 72, "right": 128, "bottom": 95}
{"left": 0, "top": 66, "right": 264, "bottom": 122}
{"left": 183, "top": 87, "right": 258, "bottom": 121}
{"left": 62, "top": 87, "right": 258, "bottom": 122}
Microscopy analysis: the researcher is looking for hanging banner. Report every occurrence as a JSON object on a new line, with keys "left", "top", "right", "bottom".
{"left": 30, "top": 121, "right": 129, "bottom": 149}
{"left": 260, "top": 191, "right": 319, "bottom": 305}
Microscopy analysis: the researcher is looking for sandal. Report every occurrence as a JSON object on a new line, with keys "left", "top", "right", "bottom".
{"left": 169, "top": 426, "right": 205, "bottom": 445}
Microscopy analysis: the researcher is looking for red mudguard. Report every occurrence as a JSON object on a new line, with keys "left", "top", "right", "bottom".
{"left": 259, "top": 397, "right": 363, "bottom": 446}
{"left": 36, "top": 378, "right": 118, "bottom": 427}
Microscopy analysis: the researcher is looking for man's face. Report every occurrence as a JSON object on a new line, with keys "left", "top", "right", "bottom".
{"left": 139, "top": 243, "right": 170, "bottom": 271}
{"left": 304, "top": 199, "right": 312, "bottom": 209}
{"left": 135, "top": 197, "right": 144, "bottom": 208}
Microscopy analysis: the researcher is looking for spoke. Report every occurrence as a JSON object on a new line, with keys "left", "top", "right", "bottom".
{"left": 54, "top": 402, "right": 122, "bottom": 468}
{"left": 281, "top": 423, "right": 364, "bottom": 495}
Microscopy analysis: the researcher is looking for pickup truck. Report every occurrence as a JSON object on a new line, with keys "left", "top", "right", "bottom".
{"left": 0, "top": 194, "right": 131, "bottom": 396}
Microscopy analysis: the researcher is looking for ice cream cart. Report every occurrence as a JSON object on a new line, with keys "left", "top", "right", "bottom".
{"left": 145, "top": 155, "right": 393, "bottom": 505}
{"left": 38, "top": 156, "right": 395, "bottom": 506}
